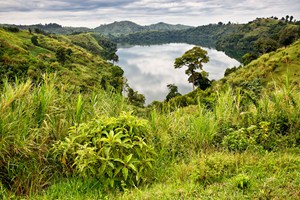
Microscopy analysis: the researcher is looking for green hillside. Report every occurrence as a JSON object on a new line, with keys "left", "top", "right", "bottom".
{"left": 216, "top": 18, "right": 300, "bottom": 60}
{"left": 0, "top": 27, "right": 123, "bottom": 92}
{"left": 219, "top": 39, "right": 300, "bottom": 90}
{"left": 94, "top": 21, "right": 144, "bottom": 36}
{"left": 94, "top": 21, "right": 193, "bottom": 36}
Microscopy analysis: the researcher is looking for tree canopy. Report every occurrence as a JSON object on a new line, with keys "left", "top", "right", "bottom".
{"left": 165, "top": 84, "right": 181, "bottom": 101}
{"left": 174, "top": 46, "right": 209, "bottom": 90}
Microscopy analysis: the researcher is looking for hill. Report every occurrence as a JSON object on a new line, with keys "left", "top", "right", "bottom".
{"left": 113, "top": 18, "right": 300, "bottom": 61}
{"left": 112, "top": 23, "right": 242, "bottom": 47}
{"left": 219, "top": 39, "right": 300, "bottom": 91}
{"left": 216, "top": 18, "right": 300, "bottom": 60}
{"left": 0, "top": 27, "right": 123, "bottom": 92}
{"left": 1, "top": 21, "right": 193, "bottom": 36}
{"left": 94, "top": 21, "right": 144, "bottom": 36}
{"left": 146, "top": 22, "right": 192, "bottom": 31}
{"left": 0, "top": 23, "right": 90, "bottom": 35}
{"left": 94, "top": 21, "right": 193, "bottom": 36}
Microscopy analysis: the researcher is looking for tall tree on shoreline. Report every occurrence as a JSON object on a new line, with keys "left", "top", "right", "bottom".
{"left": 174, "top": 46, "right": 209, "bottom": 90}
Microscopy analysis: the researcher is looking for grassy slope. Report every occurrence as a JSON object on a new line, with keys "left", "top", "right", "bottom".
{"left": 67, "top": 33, "right": 104, "bottom": 55}
{"left": 0, "top": 28, "right": 118, "bottom": 90}
{"left": 219, "top": 39, "right": 300, "bottom": 89}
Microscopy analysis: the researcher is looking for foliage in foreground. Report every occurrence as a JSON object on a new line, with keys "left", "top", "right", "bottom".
{"left": 53, "top": 112, "right": 155, "bottom": 189}
{"left": 0, "top": 75, "right": 132, "bottom": 196}
{"left": 1, "top": 73, "right": 300, "bottom": 199}
{"left": 33, "top": 150, "right": 300, "bottom": 200}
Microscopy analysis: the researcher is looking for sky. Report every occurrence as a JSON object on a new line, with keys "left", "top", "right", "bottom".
{"left": 0, "top": 0, "right": 299, "bottom": 28}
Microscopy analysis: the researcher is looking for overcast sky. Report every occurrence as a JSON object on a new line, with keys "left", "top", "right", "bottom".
{"left": 0, "top": 0, "right": 299, "bottom": 28}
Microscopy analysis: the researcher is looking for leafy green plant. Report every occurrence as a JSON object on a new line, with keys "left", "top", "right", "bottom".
{"left": 234, "top": 174, "right": 251, "bottom": 190}
{"left": 222, "top": 128, "right": 251, "bottom": 151}
{"left": 53, "top": 112, "right": 156, "bottom": 189}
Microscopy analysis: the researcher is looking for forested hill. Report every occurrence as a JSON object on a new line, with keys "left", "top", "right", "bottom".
{"left": 111, "top": 22, "right": 240, "bottom": 47}
{"left": 0, "top": 27, "right": 123, "bottom": 92}
{"left": 92, "top": 21, "right": 192, "bottom": 36}
{"left": 1, "top": 21, "right": 192, "bottom": 36}
{"left": 94, "top": 21, "right": 144, "bottom": 36}
{"left": 216, "top": 17, "right": 300, "bottom": 61}
{"left": 0, "top": 23, "right": 90, "bottom": 35}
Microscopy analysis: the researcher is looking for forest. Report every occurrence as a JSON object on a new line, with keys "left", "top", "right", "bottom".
{"left": 0, "top": 16, "right": 300, "bottom": 199}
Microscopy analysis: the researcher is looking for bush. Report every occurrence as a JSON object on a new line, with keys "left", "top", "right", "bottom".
{"left": 31, "top": 36, "right": 39, "bottom": 46}
{"left": 53, "top": 112, "right": 156, "bottom": 189}
{"left": 234, "top": 174, "right": 251, "bottom": 190}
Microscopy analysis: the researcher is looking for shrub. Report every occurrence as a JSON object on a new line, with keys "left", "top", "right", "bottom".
{"left": 234, "top": 174, "right": 251, "bottom": 190}
{"left": 53, "top": 112, "right": 156, "bottom": 189}
{"left": 222, "top": 127, "right": 252, "bottom": 151}
{"left": 31, "top": 36, "right": 39, "bottom": 46}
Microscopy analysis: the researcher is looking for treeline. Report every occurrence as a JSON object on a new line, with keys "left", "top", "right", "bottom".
{"left": 112, "top": 23, "right": 241, "bottom": 48}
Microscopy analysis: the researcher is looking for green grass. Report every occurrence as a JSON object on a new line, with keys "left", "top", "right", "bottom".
{"left": 0, "top": 28, "right": 122, "bottom": 92}
{"left": 31, "top": 150, "right": 300, "bottom": 200}
{"left": 219, "top": 39, "right": 300, "bottom": 90}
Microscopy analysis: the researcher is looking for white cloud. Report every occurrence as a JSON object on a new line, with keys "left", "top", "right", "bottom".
{"left": 0, "top": 0, "right": 299, "bottom": 27}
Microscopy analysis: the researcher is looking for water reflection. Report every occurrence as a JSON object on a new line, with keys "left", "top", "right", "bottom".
{"left": 117, "top": 43, "right": 240, "bottom": 104}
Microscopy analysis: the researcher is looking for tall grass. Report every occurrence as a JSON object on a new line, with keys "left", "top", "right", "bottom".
{"left": 0, "top": 74, "right": 131, "bottom": 195}
{"left": 1, "top": 73, "right": 300, "bottom": 198}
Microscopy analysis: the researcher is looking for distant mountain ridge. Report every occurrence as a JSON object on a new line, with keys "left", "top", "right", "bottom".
{"left": 1, "top": 21, "right": 193, "bottom": 35}
{"left": 94, "top": 21, "right": 193, "bottom": 36}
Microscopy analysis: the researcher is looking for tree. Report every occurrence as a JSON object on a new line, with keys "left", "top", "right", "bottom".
{"left": 174, "top": 46, "right": 209, "bottom": 90}
{"left": 279, "top": 26, "right": 300, "bottom": 47}
{"left": 165, "top": 84, "right": 181, "bottom": 101}
{"left": 56, "top": 47, "right": 66, "bottom": 63}
{"left": 188, "top": 71, "right": 211, "bottom": 90}
{"left": 127, "top": 87, "right": 145, "bottom": 107}
{"left": 290, "top": 16, "right": 294, "bottom": 22}
{"left": 253, "top": 37, "right": 279, "bottom": 54}
{"left": 242, "top": 52, "right": 258, "bottom": 65}
{"left": 286, "top": 15, "right": 289, "bottom": 22}
{"left": 31, "top": 36, "right": 39, "bottom": 46}
{"left": 66, "top": 48, "right": 73, "bottom": 56}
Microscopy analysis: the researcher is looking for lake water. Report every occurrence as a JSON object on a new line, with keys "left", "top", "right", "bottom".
{"left": 117, "top": 43, "right": 240, "bottom": 104}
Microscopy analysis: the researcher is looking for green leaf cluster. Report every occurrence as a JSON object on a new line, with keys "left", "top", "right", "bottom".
{"left": 53, "top": 112, "right": 156, "bottom": 189}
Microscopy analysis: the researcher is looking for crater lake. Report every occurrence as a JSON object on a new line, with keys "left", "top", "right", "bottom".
{"left": 117, "top": 43, "right": 240, "bottom": 104}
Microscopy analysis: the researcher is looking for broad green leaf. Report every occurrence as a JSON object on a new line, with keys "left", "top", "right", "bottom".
{"left": 122, "top": 167, "right": 128, "bottom": 180}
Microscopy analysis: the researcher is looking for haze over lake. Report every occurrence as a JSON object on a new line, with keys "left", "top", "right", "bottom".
{"left": 117, "top": 43, "right": 240, "bottom": 104}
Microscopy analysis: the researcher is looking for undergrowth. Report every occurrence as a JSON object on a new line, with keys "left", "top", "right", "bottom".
{"left": 1, "top": 74, "right": 300, "bottom": 199}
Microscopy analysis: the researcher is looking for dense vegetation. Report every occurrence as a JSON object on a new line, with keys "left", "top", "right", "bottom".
{"left": 112, "top": 23, "right": 241, "bottom": 47}
{"left": 216, "top": 17, "right": 300, "bottom": 61}
{"left": 0, "top": 27, "right": 122, "bottom": 92}
{"left": 1, "top": 18, "right": 300, "bottom": 199}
